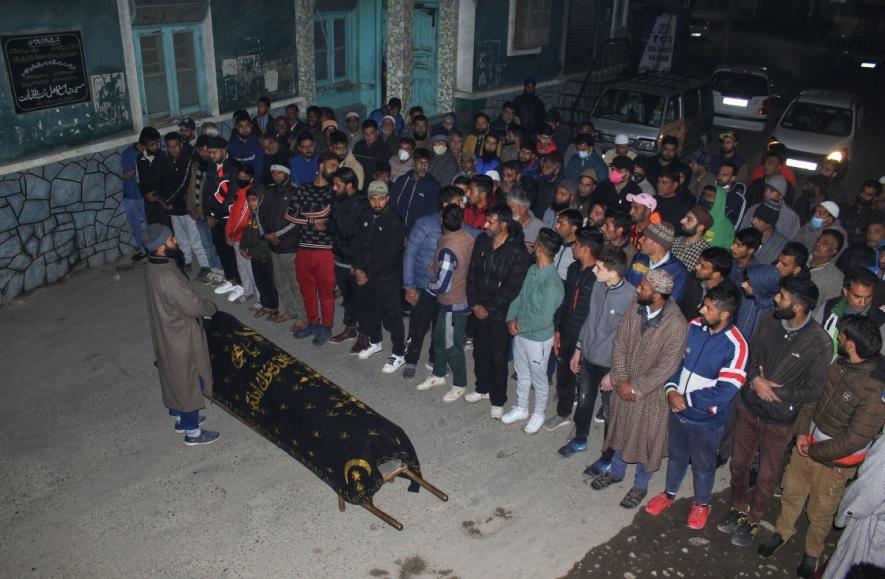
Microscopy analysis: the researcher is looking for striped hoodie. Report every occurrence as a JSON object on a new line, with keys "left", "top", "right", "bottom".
{"left": 664, "top": 318, "right": 749, "bottom": 426}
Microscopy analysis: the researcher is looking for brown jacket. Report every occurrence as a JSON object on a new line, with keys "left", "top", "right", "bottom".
{"left": 795, "top": 356, "right": 885, "bottom": 465}
{"left": 144, "top": 257, "right": 217, "bottom": 412}
{"left": 606, "top": 298, "right": 688, "bottom": 471}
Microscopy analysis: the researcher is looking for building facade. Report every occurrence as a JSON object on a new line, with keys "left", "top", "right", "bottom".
{"left": 0, "top": 0, "right": 626, "bottom": 300}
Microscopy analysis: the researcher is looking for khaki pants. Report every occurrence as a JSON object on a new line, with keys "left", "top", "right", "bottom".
{"left": 775, "top": 447, "right": 857, "bottom": 558}
{"left": 270, "top": 251, "right": 306, "bottom": 321}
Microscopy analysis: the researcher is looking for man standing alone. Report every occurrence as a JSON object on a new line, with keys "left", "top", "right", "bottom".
{"left": 143, "top": 224, "right": 219, "bottom": 445}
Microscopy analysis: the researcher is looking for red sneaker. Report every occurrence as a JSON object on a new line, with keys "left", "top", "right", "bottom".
{"left": 645, "top": 492, "right": 674, "bottom": 516}
{"left": 687, "top": 503, "right": 711, "bottom": 530}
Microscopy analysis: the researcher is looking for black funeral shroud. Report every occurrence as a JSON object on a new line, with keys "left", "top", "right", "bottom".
{"left": 206, "top": 312, "right": 421, "bottom": 504}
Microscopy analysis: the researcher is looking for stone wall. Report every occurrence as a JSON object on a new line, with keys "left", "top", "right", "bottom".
{"left": 0, "top": 147, "right": 136, "bottom": 301}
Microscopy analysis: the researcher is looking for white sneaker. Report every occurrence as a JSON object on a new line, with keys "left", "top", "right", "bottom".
{"left": 226, "top": 285, "right": 245, "bottom": 302}
{"left": 442, "top": 386, "right": 466, "bottom": 402}
{"left": 416, "top": 374, "right": 447, "bottom": 391}
{"left": 382, "top": 355, "right": 405, "bottom": 373}
{"left": 490, "top": 406, "right": 504, "bottom": 420}
{"left": 524, "top": 414, "right": 545, "bottom": 434}
{"left": 464, "top": 391, "right": 490, "bottom": 403}
{"left": 214, "top": 281, "right": 235, "bottom": 294}
{"left": 501, "top": 407, "right": 529, "bottom": 424}
{"left": 357, "top": 342, "right": 383, "bottom": 360}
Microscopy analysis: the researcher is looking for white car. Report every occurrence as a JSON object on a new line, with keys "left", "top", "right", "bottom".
{"left": 711, "top": 66, "right": 772, "bottom": 132}
{"left": 768, "top": 90, "right": 862, "bottom": 176}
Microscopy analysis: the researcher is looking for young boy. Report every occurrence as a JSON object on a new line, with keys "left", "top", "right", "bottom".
{"left": 240, "top": 187, "right": 278, "bottom": 319}
{"left": 222, "top": 165, "right": 259, "bottom": 305}
{"left": 502, "top": 228, "right": 565, "bottom": 434}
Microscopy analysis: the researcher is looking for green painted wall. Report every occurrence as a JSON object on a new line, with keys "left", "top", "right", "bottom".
{"left": 0, "top": 0, "right": 132, "bottom": 165}
{"left": 472, "top": 0, "right": 566, "bottom": 92}
{"left": 211, "top": 0, "right": 297, "bottom": 113}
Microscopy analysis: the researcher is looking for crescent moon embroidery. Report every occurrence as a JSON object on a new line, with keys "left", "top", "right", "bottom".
{"left": 343, "top": 458, "right": 373, "bottom": 492}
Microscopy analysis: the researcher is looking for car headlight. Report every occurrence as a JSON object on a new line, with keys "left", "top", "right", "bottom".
{"left": 826, "top": 150, "right": 844, "bottom": 163}
{"left": 635, "top": 138, "right": 656, "bottom": 152}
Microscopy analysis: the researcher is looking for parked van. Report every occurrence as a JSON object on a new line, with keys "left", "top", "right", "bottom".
{"left": 768, "top": 90, "right": 862, "bottom": 177}
{"left": 711, "top": 66, "right": 772, "bottom": 132}
{"left": 591, "top": 73, "right": 712, "bottom": 156}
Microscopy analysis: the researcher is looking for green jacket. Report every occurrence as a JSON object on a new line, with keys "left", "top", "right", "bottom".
{"left": 506, "top": 263, "right": 564, "bottom": 341}
{"left": 239, "top": 189, "right": 271, "bottom": 260}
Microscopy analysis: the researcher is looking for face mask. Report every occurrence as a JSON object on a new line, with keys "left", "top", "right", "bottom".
{"left": 630, "top": 173, "right": 645, "bottom": 184}
{"left": 578, "top": 150, "right": 590, "bottom": 159}
{"left": 609, "top": 169, "right": 624, "bottom": 184}
{"left": 236, "top": 179, "right": 251, "bottom": 188}
{"left": 433, "top": 144, "right": 447, "bottom": 156}
{"left": 810, "top": 216, "right": 825, "bottom": 229}
{"left": 398, "top": 149, "right": 410, "bottom": 162}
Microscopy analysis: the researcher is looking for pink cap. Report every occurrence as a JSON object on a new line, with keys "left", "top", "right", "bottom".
{"left": 626, "top": 193, "right": 657, "bottom": 211}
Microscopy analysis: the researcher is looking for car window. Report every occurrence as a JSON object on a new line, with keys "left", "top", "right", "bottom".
{"left": 664, "top": 97, "right": 679, "bottom": 123}
{"left": 711, "top": 72, "right": 769, "bottom": 97}
{"left": 683, "top": 89, "right": 700, "bottom": 117}
{"left": 780, "top": 102, "right": 853, "bottom": 136}
{"left": 593, "top": 89, "right": 666, "bottom": 127}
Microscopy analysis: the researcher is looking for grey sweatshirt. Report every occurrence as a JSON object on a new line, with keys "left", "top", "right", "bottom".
{"left": 576, "top": 278, "right": 636, "bottom": 368}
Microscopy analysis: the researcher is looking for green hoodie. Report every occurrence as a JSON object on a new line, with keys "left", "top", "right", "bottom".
{"left": 239, "top": 186, "right": 272, "bottom": 260}
{"left": 506, "top": 263, "right": 564, "bottom": 341}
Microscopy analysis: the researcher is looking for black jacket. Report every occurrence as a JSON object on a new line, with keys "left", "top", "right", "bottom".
{"left": 257, "top": 179, "right": 300, "bottom": 253}
{"left": 136, "top": 149, "right": 166, "bottom": 199}
{"left": 555, "top": 260, "right": 596, "bottom": 339}
{"left": 202, "top": 158, "right": 240, "bottom": 220}
{"left": 467, "top": 232, "right": 532, "bottom": 321}
{"left": 596, "top": 179, "right": 642, "bottom": 212}
{"left": 162, "top": 151, "right": 193, "bottom": 216}
{"left": 741, "top": 312, "right": 832, "bottom": 426}
{"left": 532, "top": 173, "right": 563, "bottom": 218}
{"left": 679, "top": 276, "right": 740, "bottom": 320}
{"left": 259, "top": 146, "right": 290, "bottom": 187}
{"left": 352, "top": 139, "right": 391, "bottom": 184}
{"left": 351, "top": 205, "right": 405, "bottom": 280}
{"left": 330, "top": 191, "right": 368, "bottom": 265}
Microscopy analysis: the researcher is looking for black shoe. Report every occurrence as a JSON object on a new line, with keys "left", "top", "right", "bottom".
{"left": 796, "top": 554, "right": 817, "bottom": 578}
{"left": 131, "top": 251, "right": 147, "bottom": 262}
{"left": 758, "top": 533, "right": 786, "bottom": 559}
{"left": 730, "top": 520, "right": 760, "bottom": 547}
{"left": 717, "top": 508, "right": 747, "bottom": 534}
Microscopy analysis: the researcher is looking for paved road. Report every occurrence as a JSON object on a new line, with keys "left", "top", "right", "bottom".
{"left": 0, "top": 260, "right": 736, "bottom": 578}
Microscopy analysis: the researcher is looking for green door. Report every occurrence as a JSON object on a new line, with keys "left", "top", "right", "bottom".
{"left": 411, "top": 3, "right": 438, "bottom": 114}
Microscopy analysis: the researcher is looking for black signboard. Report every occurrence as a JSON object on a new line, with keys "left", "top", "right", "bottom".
{"left": 3, "top": 31, "right": 91, "bottom": 114}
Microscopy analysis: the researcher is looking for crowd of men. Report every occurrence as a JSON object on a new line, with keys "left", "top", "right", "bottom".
{"left": 136, "top": 83, "right": 885, "bottom": 579}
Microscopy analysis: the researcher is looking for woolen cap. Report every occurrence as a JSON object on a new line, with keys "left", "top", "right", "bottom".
{"left": 367, "top": 180, "right": 389, "bottom": 197}
{"left": 430, "top": 125, "right": 449, "bottom": 143}
{"left": 755, "top": 200, "right": 781, "bottom": 227}
{"left": 645, "top": 268, "right": 675, "bottom": 295}
{"left": 204, "top": 135, "right": 227, "bottom": 149}
{"left": 819, "top": 201, "right": 840, "bottom": 219}
{"left": 580, "top": 168, "right": 598, "bottom": 182}
{"left": 345, "top": 111, "right": 360, "bottom": 120}
{"left": 145, "top": 224, "right": 172, "bottom": 252}
{"left": 643, "top": 221, "right": 675, "bottom": 250}
{"left": 485, "top": 170, "right": 501, "bottom": 182}
{"left": 269, "top": 164, "right": 290, "bottom": 175}
{"left": 765, "top": 174, "right": 788, "bottom": 197}
{"left": 688, "top": 205, "right": 714, "bottom": 230}
{"left": 558, "top": 179, "right": 577, "bottom": 195}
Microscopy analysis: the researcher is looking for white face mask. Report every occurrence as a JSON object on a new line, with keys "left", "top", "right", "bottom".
{"left": 398, "top": 149, "right": 411, "bottom": 162}
{"left": 433, "top": 144, "right": 447, "bottom": 156}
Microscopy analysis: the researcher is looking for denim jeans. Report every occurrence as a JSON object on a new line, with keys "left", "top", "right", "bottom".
{"left": 195, "top": 218, "right": 223, "bottom": 269}
{"left": 573, "top": 361, "right": 610, "bottom": 442}
{"left": 611, "top": 449, "right": 654, "bottom": 490}
{"left": 168, "top": 408, "right": 199, "bottom": 431}
{"left": 665, "top": 413, "right": 723, "bottom": 505}
{"left": 123, "top": 197, "right": 147, "bottom": 250}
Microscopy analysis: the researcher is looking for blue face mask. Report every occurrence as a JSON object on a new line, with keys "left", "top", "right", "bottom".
{"left": 578, "top": 150, "right": 590, "bottom": 159}
{"left": 810, "top": 216, "right": 825, "bottom": 229}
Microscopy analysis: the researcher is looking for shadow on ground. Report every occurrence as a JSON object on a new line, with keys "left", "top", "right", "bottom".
{"left": 561, "top": 490, "right": 840, "bottom": 578}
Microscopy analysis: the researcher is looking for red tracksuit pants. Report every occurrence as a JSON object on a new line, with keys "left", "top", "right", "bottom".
{"left": 295, "top": 248, "right": 335, "bottom": 328}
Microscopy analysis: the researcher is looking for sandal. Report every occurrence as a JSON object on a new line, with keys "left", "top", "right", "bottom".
{"left": 591, "top": 472, "right": 624, "bottom": 491}
{"left": 271, "top": 311, "right": 293, "bottom": 324}
{"left": 620, "top": 487, "right": 648, "bottom": 509}
{"left": 289, "top": 319, "right": 308, "bottom": 333}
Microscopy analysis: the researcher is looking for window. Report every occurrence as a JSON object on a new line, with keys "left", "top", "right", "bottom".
{"left": 508, "top": 0, "right": 553, "bottom": 56}
{"left": 664, "top": 97, "right": 679, "bottom": 124}
{"left": 314, "top": 13, "right": 350, "bottom": 86}
{"left": 134, "top": 25, "right": 206, "bottom": 120}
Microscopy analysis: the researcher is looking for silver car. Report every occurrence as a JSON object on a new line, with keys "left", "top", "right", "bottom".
{"left": 711, "top": 66, "right": 772, "bottom": 133}
{"left": 768, "top": 90, "right": 862, "bottom": 176}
